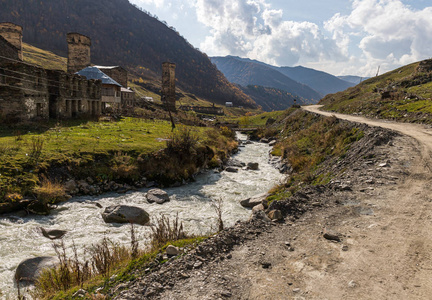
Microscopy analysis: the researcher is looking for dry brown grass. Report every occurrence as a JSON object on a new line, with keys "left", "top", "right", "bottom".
{"left": 34, "top": 178, "right": 67, "bottom": 205}
{"left": 149, "top": 214, "right": 189, "bottom": 250}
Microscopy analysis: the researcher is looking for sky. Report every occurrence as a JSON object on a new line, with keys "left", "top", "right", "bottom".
{"left": 129, "top": 0, "right": 432, "bottom": 77}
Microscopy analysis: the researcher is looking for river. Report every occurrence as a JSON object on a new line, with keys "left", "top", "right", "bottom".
{"left": 0, "top": 134, "right": 284, "bottom": 298}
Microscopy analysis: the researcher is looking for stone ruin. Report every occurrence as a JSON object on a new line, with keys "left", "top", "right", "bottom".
{"left": 67, "top": 32, "right": 91, "bottom": 74}
{"left": 161, "top": 62, "right": 176, "bottom": 112}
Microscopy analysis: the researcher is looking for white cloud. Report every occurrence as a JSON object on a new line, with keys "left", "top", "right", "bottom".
{"left": 325, "top": 0, "right": 432, "bottom": 75}
{"left": 193, "top": 0, "right": 347, "bottom": 67}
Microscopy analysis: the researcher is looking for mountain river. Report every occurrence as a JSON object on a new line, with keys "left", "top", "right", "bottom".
{"left": 0, "top": 134, "right": 285, "bottom": 298}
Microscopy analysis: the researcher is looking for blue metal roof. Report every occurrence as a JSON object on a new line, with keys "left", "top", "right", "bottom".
{"left": 76, "top": 66, "right": 122, "bottom": 87}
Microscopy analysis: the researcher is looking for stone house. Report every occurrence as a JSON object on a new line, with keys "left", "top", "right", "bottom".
{"left": 0, "top": 22, "right": 101, "bottom": 123}
{"left": 67, "top": 34, "right": 135, "bottom": 110}
{"left": 76, "top": 66, "right": 121, "bottom": 112}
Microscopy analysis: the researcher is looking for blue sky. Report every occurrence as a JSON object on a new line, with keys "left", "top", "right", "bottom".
{"left": 130, "top": 0, "right": 432, "bottom": 76}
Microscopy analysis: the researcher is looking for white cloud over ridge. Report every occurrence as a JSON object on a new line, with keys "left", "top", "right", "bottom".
{"left": 194, "top": 0, "right": 346, "bottom": 67}
{"left": 193, "top": 0, "right": 432, "bottom": 76}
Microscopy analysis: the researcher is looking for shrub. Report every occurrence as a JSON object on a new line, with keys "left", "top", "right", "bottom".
{"left": 220, "top": 126, "right": 235, "bottom": 139}
{"left": 34, "top": 178, "right": 67, "bottom": 205}
{"left": 166, "top": 126, "right": 199, "bottom": 155}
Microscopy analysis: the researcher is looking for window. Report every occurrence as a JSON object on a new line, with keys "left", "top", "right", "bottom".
{"left": 36, "top": 103, "right": 43, "bottom": 116}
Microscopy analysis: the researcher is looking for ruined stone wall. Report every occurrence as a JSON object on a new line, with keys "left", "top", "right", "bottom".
{"left": 161, "top": 62, "right": 176, "bottom": 112}
{"left": 67, "top": 33, "right": 91, "bottom": 74}
{"left": 0, "top": 62, "right": 49, "bottom": 122}
{"left": 47, "top": 70, "right": 102, "bottom": 119}
{"left": 0, "top": 60, "right": 102, "bottom": 123}
{"left": 98, "top": 66, "right": 128, "bottom": 87}
{"left": 0, "top": 23, "right": 22, "bottom": 60}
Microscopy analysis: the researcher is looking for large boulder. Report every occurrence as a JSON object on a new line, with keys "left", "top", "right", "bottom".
{"left": 146, "top": 188, "right": 170, "bottom": 204}
{"left": 240, "top": 193, "right": 269, "bottom": 208}
{"left": 102, "top": 205, "right": 150, "bottom": 225}
{"left": 15, "top": 256, "right": 59, "bottom": 284}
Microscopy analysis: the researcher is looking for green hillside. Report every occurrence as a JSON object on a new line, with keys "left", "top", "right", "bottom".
{"left": 320, "top": 59, "right": 432, "bottom": 124}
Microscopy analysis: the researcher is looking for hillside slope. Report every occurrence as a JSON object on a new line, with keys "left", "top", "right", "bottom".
{"left": 0, "top": 0, "right": 255, "bottom": 108}
{"left": 211, "top": 56, "right": 321, "bottom": 102}
{"left": 277, "top": 65, "right": 354, "bottom": 96}
{"left": 238, "top": 85, "right": 306, "bottom": 111}
{"left": 320, "top": 59, "right": 432, "bottom": 124}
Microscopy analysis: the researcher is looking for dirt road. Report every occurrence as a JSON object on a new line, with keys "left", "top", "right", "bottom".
{"left": 117, "top": 106, "right": 432, "bottom": 299}
{"left": 304, "top": 105, "right": 432, "bottom": 171}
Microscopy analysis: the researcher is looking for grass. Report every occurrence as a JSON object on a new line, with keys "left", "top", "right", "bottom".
{"left": 22, "top": 43, "right": 67, "bottom": 71}
{"left": 320, "top": 59, "right": 432, "bottom": 124}
{"left": 262, "top": 109, "right": 365, "bottom": 204}
{"left": 0, "top": 118, "right": 236, "bottom": 207}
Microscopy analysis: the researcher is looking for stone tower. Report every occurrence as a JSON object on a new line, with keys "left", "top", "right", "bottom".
{"left": 0, "top": 22, "right": 23, "bottom": 60}
{"left": 67, "top": 33, "right": 91, "bottom": 74}
{"left": 161, "top": 62, "right": 176, "bottom": 112}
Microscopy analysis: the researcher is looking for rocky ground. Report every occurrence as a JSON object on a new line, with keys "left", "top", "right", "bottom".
{"left": 105, "top": 107, "right": 432, "bottom": 299}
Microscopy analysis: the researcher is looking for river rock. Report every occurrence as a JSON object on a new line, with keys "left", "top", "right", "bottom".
{"left": 268, "top": 209, "right": 283, "bottom": 221}
{"left": 268, "top": 140, "right": 277, "bottom": 147}
{"left": 260, "top": 138, "right": 269, "bottom": 143}
{"left": 227, "top": 159, "right": 246, "bottom": 168}
{"left": 102, "top": 205, "right": 150, "bottom": 225}
{"left": 27, "top": 200, "right": 50, "bottom": 215}
{"left": 240, "top": 193, "right": 269, "bottom": 208}
{"left": 225, "top": 167, "right": 238, "bottom": 173}
{"left": 252, "top": 204, "right": 265, "bottom": 212}
{"left": 15, "top": 256, "right": 59, "bottom": 284}
{"left": 63, "top": 179, "right": 77, "bottom": 193}
{"left": 146, "top": 188, "right": 170, "bottom": 204}
{"left": 250, "top": 210, "right": 271, "bottom": 223}
{"left": 247, "top": 162, "right": 259, "bottom": 170}
{"left": 77, "top": 180, "right": 90, "bottom": 194}
{"left": 39, "top": 227, "right": 67, "bottom": 240}
{"left": 166, "top": 245, "right": 180, "bottom": 256}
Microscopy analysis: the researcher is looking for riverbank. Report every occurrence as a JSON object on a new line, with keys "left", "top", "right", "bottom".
{"left": 0, "top": 117, "right": 238, "bottom": 215}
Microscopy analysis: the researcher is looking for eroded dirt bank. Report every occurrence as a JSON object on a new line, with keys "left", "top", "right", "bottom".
{"left": 111, "top": 108, "right": 432, "bottom": 300}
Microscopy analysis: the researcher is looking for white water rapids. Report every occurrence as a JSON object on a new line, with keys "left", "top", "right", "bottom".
{"left": 0, "top": 134, "right": 284, "bottom": 298}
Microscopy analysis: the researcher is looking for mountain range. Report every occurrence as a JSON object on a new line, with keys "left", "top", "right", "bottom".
{"left": 0, "top": 0, "right": 255, "bottom": 108}
{"left": 211, "top": 56, "right": 358, "bottom": 110}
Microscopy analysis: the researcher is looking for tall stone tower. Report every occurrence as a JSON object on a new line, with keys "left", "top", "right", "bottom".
{"left": 67, "top": 33, "right": 91, "bottom": 74}
{"left": 161, "top": 62, "right": 176, "bottom": 112}
{"left": 0, "top": 22, "right": 23, "bottom": 60}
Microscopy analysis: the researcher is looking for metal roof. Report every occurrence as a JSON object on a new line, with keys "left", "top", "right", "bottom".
{"left": 76, "top": 66, "right": 122, "bottom": 87}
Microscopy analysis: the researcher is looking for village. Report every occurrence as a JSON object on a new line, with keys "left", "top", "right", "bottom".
{"left": 0, "top": 22, "right": 188, "bottom": 123}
